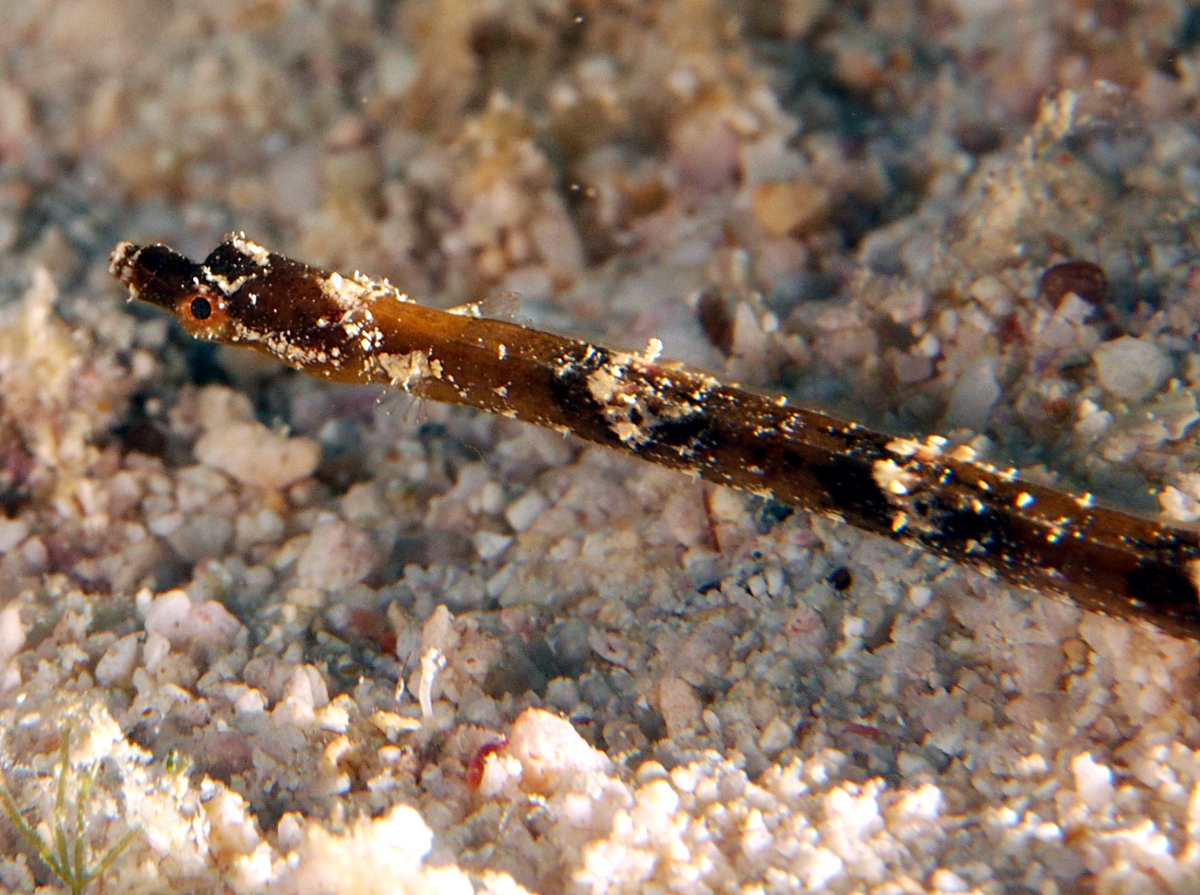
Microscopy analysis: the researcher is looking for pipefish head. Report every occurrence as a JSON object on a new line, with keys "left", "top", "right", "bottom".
{"left": 110, "top": 233, "right": 381, "bottom": 379}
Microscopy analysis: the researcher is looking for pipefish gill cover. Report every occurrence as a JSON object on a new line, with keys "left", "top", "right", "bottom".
{"left": 111, "top": 235, "right": 1200, "bottom": 640}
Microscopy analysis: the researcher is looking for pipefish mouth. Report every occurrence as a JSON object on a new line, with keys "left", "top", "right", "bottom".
{"left": 110, "top": 233, "right": 1200, "bottom": 640}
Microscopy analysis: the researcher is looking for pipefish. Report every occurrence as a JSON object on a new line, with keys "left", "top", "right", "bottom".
{"left": 110, "top": 234, "right": 1200, "bottom": 639}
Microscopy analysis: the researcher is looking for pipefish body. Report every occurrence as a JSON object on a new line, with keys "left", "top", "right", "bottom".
{"left": 110, "top": 233, "right": 1200, "bottom": 639}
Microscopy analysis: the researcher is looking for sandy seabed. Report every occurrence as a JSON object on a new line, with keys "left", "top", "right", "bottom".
{"left": 3, "top": 1, "right": 1200, "bottom": 893}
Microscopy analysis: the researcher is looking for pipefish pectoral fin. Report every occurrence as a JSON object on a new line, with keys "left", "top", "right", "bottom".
{"left": 446, "top": 291, "right": 524, "bottom": 322}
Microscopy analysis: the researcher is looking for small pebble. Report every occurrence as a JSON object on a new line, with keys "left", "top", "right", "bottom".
{"left": 19, "top": 537, "right": 47, "bottom": 572}
{"left": 1040, "top": 259, "right": 1108, "bottom": 305}
{"left": 341, "top": 482, "right": 386, "bottom": 525}
{"left": 167, "top": 514, "right": 234, "bottom": 562}
{"left": 144, "top": 590, "right": 193, "bottom": 647}
{"left": 235, "top": 689, "right": 267, "bottom": 714}
{"left": 658, "top": 676, "right": 702, "bottom": 739}
{"left": 1092, "top": 336, "right": 1172, "bottom": 403}
{"left": 194, "top": 422, "right": 320, "bottom": 490}
{"left": 544, "top": 677, "right": 580, "bottom": 712}
{"left": 297, "top": 519, "right": 376, "bottom": 591}
{"left": 751, "top": 179, "right": 831, "bottom": 237}
{"left": 1071, "top": 752, "right": 1115, "bottom": 812}
{"left": 473, "top": 531, "right": 513, "bottom": 561}
{"left": 758, "top": 717, "right": 795, "bottom": 757}
{"left": 504, "top": 489, "right": 548, "bottom": 532}
{"left": 96, "top": 633, "right": 140, "bottom": 687}
{"left": 0, "top": 517, "right": 29, "bottom": 553}
{"left": 943, "top": 360, "right": 1001, "bottom": 430}
{"left": 931, "top": 868, "right": 971, "bottom": 893}
{"left": 503, "top": 708, "right": 611, "bottom": 795}
{"left": 235, "top": 508, "right": 286, "bottom": 549}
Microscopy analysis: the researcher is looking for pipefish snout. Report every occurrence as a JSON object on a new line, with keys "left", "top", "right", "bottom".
{"left": 110, "top": 234, "right": 1200, "bottom": 639}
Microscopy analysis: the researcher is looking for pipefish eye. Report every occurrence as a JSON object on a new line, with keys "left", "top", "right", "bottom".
{"left": 190, "top": 295, "right": 212, "bottom": 320}
{"left": 174, "top": 289, "right": 230, "bottom": 337}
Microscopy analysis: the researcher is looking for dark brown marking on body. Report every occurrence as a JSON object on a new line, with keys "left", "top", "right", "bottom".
{"left": 631, "top": 411, "right": 713, "bottom": 454}
{"left": 806, "top": 457, "right": 894, "bottom": 527}
{"left": 1125, "top": 564, "right": 1199, "bottom": 614}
